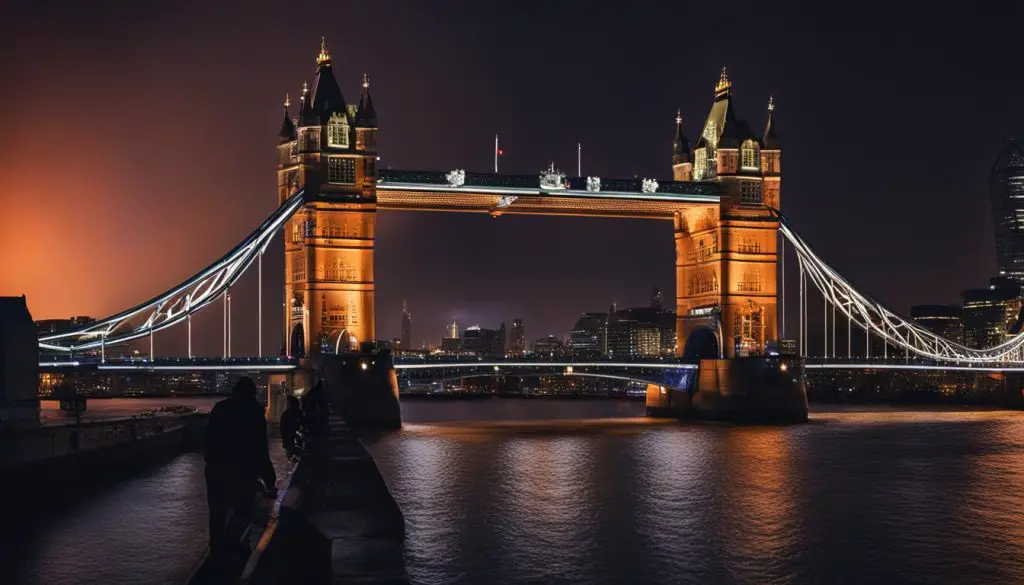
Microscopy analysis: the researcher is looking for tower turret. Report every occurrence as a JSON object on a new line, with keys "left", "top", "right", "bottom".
{"left": 672, "top": 108, "right": 692, "bottom": 181}
{"left": 355, "top": 74, "right": 378, "bottom": 173}
{"left": 278, "top": 94, "right": 297, "bottom": 144}
{"left": 760, "top": 96, "right": 781, "bottom": 209}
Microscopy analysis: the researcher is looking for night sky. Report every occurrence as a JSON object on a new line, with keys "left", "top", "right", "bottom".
{"left": 2, "top": 0, "right": 1023, "bottom": 356}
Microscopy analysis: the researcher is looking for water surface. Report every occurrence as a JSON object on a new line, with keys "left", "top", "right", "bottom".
{"left": 365, "top": 399, "right": 1024, "bottom": 585}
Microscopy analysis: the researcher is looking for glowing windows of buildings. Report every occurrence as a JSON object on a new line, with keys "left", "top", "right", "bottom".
{"left": 328, "top": 157, "right": 356, "bottom": 184}
{"left": 741, "top": 140, "right": 760, "bottom": 170}
{"left": 327, "top": 112, "right": 350, "bottom": 148}
{"left": 694, "top": 148, "right": 708, "bottom": 180}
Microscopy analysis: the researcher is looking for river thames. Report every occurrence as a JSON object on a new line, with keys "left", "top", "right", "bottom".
{"left": 367, "top": 400, "right": 1024, "bottom": 585}
{"left": 8, "top": 399, "right": 1024, "bottom": 584}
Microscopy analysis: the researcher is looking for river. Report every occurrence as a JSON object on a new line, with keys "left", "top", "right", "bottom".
{"left": 9, "top": 399, "right": 1024, "bottom": 584}
{"left": 365, "top": 399, "right": 1024, "bottom": 585}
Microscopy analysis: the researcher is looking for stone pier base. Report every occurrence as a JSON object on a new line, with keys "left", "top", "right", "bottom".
{"left": 647, "top": 357, "right": 807, "bottom": 423}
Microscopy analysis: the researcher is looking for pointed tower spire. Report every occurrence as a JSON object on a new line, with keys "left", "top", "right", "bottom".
{"left": 763, "top": 95, "right": 780, "bottom": 149}
{"left": 355, "top": 73, "right": 378, "bottom": 128}
{"left": 714, "top": 67, "right": 732, "bottom": 99}
{"left": 672, "top": 108, "right": 690, "bottom": 165}
{"left": 316, "top": 37, "right": 332, "bottom": 66}
{"left": 298, "top": 80, "right": 317, "bottom": 126}
{"left": 279, "top": 93, "right": 297, "bottom": 143}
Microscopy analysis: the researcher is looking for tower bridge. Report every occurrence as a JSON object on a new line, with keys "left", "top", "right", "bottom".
{"left": 31, "top": 41, "right": 1024, "bottom": 423}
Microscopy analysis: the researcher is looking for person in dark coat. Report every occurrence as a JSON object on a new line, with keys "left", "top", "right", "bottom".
{"left": 279, "top": 395, "right": 303, "bottom": 457}
{"left": 300, "top": 380, "right": 330, "bottom": 440}
{"left": 204, "top": 376, "right": 277, "bottom": 553}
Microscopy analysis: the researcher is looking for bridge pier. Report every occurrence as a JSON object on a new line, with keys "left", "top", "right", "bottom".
{"left": 646, "top": 357, "right": 807, "bottom": 423}
{"left": 316, "top": 348, "right": 401, "bottom": 429}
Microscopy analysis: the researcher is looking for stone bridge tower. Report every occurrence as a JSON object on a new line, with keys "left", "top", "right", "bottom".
{"left": 276, "top": 40, "right": 378, "bottom": 357}
{"left": 674, "top": 69, "right": 780, "bottom": 359}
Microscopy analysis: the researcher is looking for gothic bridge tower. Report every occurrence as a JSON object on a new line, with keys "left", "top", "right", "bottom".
{"left": 674, "top": 69, "right": 781, "bottom": 359}
{"left": 277, "top": 39, "right": 378, "bottom": 357}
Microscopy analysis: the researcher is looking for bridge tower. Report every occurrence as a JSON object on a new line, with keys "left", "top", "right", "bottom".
{"left": 675, "top": 69, "right": 780, "bottom": 359}
{"left": 277, "top": 40, "right": 378, "bottom": 357}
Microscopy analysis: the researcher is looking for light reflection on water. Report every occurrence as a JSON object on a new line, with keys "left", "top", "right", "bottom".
{"left": 365, "top": 400, "right": 1024, "bottom": 585}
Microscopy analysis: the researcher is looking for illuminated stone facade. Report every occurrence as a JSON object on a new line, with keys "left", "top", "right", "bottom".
{"left": 675, "top": 70, "right": 780, "bottom": 358}
{"left": 277, "top": 41, "right": 378, "bottom": 357}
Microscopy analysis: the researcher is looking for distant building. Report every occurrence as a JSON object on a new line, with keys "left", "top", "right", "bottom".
{"left": 990, "top": 139, "right": 1024, "bottom": 284}
{"left": 462, "top": 324, "right": 505, "bottom": 357}
{"left": 961, "top": 277, "right": 1023, "bottom": 349}
{"left": 400, "top": 300, "right": 412, "bottom": 351}
{"left": 607, "top": 318, "right": 661, "bottom": 359}
{"left": 509, "top": 318, "right": 525, "bottom": 355}
{"left": 568, "top": 312, "right": 608, "bottom": 357}
{"left": 36, "top": 316, "right": 94, "bottom": 334}
{"left": 650, "top": 287, "right": 664, "bottom": 310}
{"left": 532, "top": 334, "right": 564, "bottom": 357}
{"left": 441, "top": 319, "right": 461, "bottom": 353}
{"left": 614, "top": 306, "right": 676, "bottom": 356}
{"left": 910, "top": 304, "right": 963, "bottom": 345}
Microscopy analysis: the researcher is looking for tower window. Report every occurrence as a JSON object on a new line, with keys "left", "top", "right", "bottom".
{"left": 327, "top": 112, "right": 350, "bottom": 148}
{"left": 741, "top": 140, "right": 760, "bottom": 170}
{"left": 694, "top": 148, "right": 707, "bottom": 180}
{"left": 328, "top": 157, "right": 357, "bottom": 184}
{"left": 740, "top": 181, "right": 762, "bottom": 205}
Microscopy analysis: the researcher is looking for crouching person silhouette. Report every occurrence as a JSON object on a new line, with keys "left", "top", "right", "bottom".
{"left": 204, "top": 376, "right": 277, "bottom": 555}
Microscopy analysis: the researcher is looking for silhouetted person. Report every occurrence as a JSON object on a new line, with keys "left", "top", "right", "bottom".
{"left": 204, "top": 377, "right": 277, "bottom": 553}
{"left": 280, "top": 395, "right": 303, "bottom": 457}
{"left": 301, "top": 380, "right": 330, "bottom": 439}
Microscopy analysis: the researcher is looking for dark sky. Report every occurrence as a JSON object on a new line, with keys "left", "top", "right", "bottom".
{"left": 2, "top": 0, "right": 1023, "bottom": 356}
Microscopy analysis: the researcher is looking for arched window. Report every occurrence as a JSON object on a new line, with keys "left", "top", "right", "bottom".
{"left": 327, "top": 112, "right": 349, "bottom": 148}
{"left": 741, "top": 139, "right": 760, "bottom": 170}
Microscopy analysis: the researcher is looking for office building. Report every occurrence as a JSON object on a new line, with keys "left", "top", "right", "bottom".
{"left": 532, "top": 335, "right": 564, "bottom": 357}
{"left": 990, "top": 138, "right": 1024, "bottom": 283}
{"left": 910, "top": 305, "right": 963, "bottom": 345}
{"left": 400, "top": 300, "right": 412, "bottom": 352}
{"left": 568, "top": 312, "right": 608, "bottom": 357}
{"left": 961, "top": 277, "right": 1023, "bottom": 349}
{"left": 509, "top": 318, "right": 525, "bottom": 356}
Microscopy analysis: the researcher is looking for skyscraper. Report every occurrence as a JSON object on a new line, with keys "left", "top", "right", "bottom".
{"left": 400, "top": 300, "right": 412, "bottom": 351}
{"left": 650, "top": 287, "right": 663, "bottom": 310}
{"left": 509, "top": 318, "right": 525, "bottom": 356}
{"left": 961, "top": 277, "right": 1023, "bottom": 349}
{"left": 990, "top": 138, "right": 1024, "bottom": 283}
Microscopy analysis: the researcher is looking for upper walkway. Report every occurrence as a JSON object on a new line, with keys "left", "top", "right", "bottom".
{"left": 376, "top": 169, "right": 720, "bottom": 219}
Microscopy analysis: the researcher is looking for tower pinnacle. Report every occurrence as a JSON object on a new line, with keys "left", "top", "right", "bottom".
{"left": 284, "top": 94, "right": 291, "bottom": 109}
{"left": 714, "top": 67, "right": 732, "bottom": 99}
{"left": 316, "top": 37, "right": 331, "bottom": 66}
{"left": 301, "top": 80, "right": 308, "bottom": 98}
{"left": 363, "top": 73, "right": 370, "bottom": 89}
{"left": 675, "top": 108, "right": 682, "bottom": 126}
{"left": 768, "top": 95, "right": 775, "bottom": 112}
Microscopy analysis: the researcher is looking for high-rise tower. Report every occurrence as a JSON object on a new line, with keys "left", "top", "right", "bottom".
{"left": 675, "top": 69, "right": 780, "bottom": 358}
{"left": 400, "top": 300, "right": 412, "bottom": 351}
{"left": 990, "top": 138, "right": 1024, "bottom": 283}
{"left": 277, "top": 39, "right": 378, "bottom": 357}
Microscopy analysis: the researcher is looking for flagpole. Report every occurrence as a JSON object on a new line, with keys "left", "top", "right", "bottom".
{"left": 577, "top": 143, "right": 582, "bottom": 176}
{"left": 494, "top": 134, "right": 499, "bottom": 173}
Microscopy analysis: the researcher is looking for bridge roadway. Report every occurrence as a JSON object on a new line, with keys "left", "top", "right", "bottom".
{"left": 39, "top": 356, "right": 1024, "bottom": 376}
{"left": 38, "top": 356, "right": 298, "bottom": 374}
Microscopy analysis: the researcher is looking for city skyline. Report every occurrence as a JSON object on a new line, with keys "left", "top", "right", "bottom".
{"left": 3, "top": 1, "right": 1024, "bottom": 356}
